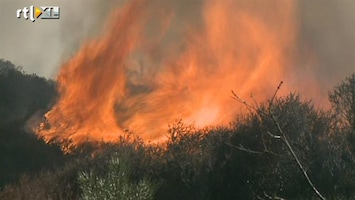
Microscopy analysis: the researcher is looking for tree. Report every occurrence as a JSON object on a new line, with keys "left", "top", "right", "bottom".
{"left": 328, "top": 73, "right": 355, "bottom": 197}
{"left": 231, "top": 84, "right": 328, "bottom": 200}
{"left": 329, "top": 73, "right": 355, "bottom": 151}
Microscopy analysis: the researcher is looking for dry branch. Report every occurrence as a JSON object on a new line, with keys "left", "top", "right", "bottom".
{"left": 231, "top": 81, "right": 326, "bottom": 200}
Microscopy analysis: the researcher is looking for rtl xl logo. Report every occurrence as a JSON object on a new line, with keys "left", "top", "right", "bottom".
{"left": 17, "top": 6, "right": 60, "bottom": 22}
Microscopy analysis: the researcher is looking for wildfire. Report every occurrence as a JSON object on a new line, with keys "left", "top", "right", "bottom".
{"left": 35, "top": 0, "right": 298, "bottom": 150}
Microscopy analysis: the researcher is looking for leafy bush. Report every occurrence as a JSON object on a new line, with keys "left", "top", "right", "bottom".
{"left": 0, "top": 162, "right": 79, "bottom": 200}
{"left": 78, "top": 154, "right": 157, "bottom": 200}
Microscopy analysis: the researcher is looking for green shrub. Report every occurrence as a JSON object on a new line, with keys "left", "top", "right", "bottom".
{"left": 78, "top": 154, "right": 157, "bottom": 200}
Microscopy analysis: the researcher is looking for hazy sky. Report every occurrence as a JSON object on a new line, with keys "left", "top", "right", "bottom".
{"left": 0, "top": 0, "right": 121, "bottom": 77}
{"left": 0, "top": 0, "right": 355, "bottom": 92}
{"left": 297, "top": 0, "right": 355, "bottom": 91}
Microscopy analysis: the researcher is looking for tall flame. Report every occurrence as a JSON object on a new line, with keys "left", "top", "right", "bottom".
{"left": 36, "top": 0, "right": 298, "bottom": 149}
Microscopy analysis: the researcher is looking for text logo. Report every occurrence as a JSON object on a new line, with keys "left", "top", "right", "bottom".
{"left": 17, "top": 6, "right": 60, "bottom": 22}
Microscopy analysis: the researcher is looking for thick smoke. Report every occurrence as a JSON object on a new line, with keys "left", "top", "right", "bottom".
{"left": 33, "top": 0, "right": 298, "bottom": 149}
{"left": 1, "top": 0, "right": 354, "bottom": 86}
{"left": 0, "top": 0, "right": 119, "bottom": 77}
{"left": 296, "top": 0, "right": 355, "bottom": 100}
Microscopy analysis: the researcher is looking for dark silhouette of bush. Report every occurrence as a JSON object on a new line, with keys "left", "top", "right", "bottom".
{"left": 0, "top": 59, "right": 65, "bottom": 189}
{"left": 228, "top": 93, "right": 333, "bottom": 199}
{"left": 327, "top": 73, "right": 355, "bottom": 197}
{"left": 0, "top": 162, "right": 79, "bottom": 200}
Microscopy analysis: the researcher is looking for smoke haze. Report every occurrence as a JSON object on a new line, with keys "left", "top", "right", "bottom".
{"left": 0, "top": 0, "right": 120, "bottom": 77}
{"left": 1, "top": 0, "right": 355, "bottom": 149}
{"left": 34, "top": 0, "right": 295, "bottom": 148}
{"left": 297, "top": 0, "right": 355, "bottom": 97}
{"left": 1, "top": 0, "right": 354, "bottom": 83}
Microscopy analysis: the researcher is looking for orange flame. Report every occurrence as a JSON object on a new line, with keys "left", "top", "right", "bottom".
{"left": 35, "top": 0, "right": 298, "bottom": 150}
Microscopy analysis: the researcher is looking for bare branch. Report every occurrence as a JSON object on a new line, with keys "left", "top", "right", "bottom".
{"left": 266, "top": 131, "right": 281, "bottom": 139}
{"left": 272, "top": 114, "right": 326, "bottom": 200}
{"left": 226, "top": 143, "right": 265, "bottom": 154}
{"left": 232, "top": 82, "right": 327, "bottom": 200}
{"left": 269, "top": 81, "right": 283, "bottom": 108}
{"left": 231, "top": 90, "right": 270, "bottom": 118}
{"left": 263, "top": 192, "right": 286, "bottom": 200}
{"left": 226, "top": 142, "right": 287, "bottom": 158}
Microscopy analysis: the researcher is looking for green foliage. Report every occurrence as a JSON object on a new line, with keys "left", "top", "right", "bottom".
{"left": 78, "top": 154, "right": 157, "bottom": 200}
{"left": 0, "top": 162, "right": 80, "bottom": 200}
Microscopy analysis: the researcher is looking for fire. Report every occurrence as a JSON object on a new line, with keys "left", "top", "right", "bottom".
{"left": 35, "top": 0, "right": 298, "bottom": 150}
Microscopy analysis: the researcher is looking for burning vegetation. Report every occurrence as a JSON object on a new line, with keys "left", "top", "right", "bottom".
{"left": 34, "top": 0, "right": 302, "bottom": 150}
{"left": 1, "top": 59, "right": 355, "bottom": 199}
{"left": 2, "top": 0, "right": 355, "bottom": 199}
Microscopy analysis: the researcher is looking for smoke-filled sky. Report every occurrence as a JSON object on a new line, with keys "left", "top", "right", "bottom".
{"left": 0, "top": 0, "right": 122, "bottom": 77}
{"left": 0, "top": 0, "right": 355, "bottom": 99}
{"left": 1, "top": 0, "right": 355, "bottom": 148}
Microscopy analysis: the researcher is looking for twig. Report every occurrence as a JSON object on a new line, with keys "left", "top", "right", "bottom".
{"left": 269, "top": 81, "right": 283, "bottom": 108}
{"left": 268, "top": 87, "right": 326, "bottom": 200}
{"left": 226, "top": 143, "right": 265, "bottom": 154}
{"left": 271, "top": 114, "right": 326, "bottom": 200}
{"left": 266, "top": 131, "right": 281, "bottom": 139}
{"left": 226, "top": 142, "right": 287, "bottom": 159}
{"left": 232, "top": 81, "right": 327, "bottom": 200}
{"left": 231, "top": 90, "right": 269, "bottom": 118}
{"left": 263, "top": 192, "right": 286, "bottom": 200}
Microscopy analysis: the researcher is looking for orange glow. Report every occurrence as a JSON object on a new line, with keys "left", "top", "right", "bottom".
{"left": 35, "top": 0, "right": 299, "bottom": 150}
